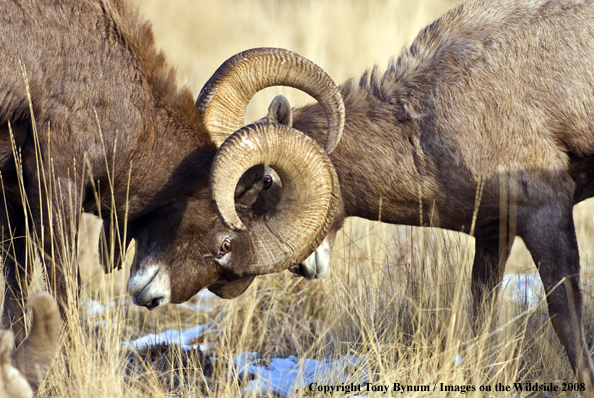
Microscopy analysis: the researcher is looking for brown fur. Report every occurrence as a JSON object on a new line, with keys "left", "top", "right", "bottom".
{"left": 270, "top": 0, "right": 594, "bottom": 391}
{"left": 0, "top": 0, "right": 277, "bottom": 343}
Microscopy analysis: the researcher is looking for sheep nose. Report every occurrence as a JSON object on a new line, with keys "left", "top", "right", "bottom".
{"left": 134, "top": 296, "right": 164, "bottom": 310}
{"left": 131, "top": 289, "right": 167, "bottom": 310}
{"left": 127, "top": 264, "right": 171, "bottom": 310}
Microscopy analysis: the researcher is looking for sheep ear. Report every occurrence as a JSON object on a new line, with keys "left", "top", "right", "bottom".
{"left": 267, "top": 95, "right": 293, "bottom": 127}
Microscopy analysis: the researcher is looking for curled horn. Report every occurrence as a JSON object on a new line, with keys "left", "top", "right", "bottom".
{"left": 210, "top": 122, "right": 340, "bottom": 274}
{"left": 196, "top": 47, "right": 344, "bottom": 153}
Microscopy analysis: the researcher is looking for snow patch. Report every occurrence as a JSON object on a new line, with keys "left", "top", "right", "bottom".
{"left": 233, "top": 352, "right": 368, "bottom": 397}
{"left": 502, "top": 273, "right": 544, "bottom": 308}
{"left": 122, "top": 323, "right": 213, "bottom": 352}
{"left": 83, "top": 300, "right": 115, "bottom": 316}
{"left": 179, "top": 289, "right": 218, "bottom": 312}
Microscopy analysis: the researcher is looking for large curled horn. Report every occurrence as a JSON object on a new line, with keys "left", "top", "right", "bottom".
{"left": 196, "top": 47, "right": 344, "bottom": 153}
{"left": 210, "top": 122, "right": 340, "bottom": 274}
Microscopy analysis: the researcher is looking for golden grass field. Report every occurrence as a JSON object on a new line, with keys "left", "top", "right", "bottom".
{"left": 5, "top": 0, "right": 594, "bottom": 396}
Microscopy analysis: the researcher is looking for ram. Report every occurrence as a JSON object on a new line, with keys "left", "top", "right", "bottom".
{"left": 203, "top": 0, "right": 594, "bottom": 391}
{"left": 0, "top": 0, "right": 344, "bottom": 346}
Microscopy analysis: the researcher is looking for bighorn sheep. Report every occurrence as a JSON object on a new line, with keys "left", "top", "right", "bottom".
{"left": 0, "top": 0, "right": 344, "bottom": 345}
{"left": 203, "top": 0, "right": 594, "bottom": 391}
{"left": 0, "top": 293, "right": 60, "bottom": 398}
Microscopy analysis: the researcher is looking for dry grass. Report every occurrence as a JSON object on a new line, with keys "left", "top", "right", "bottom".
{"left": 3, "top": 0, "right": 594, "bottom": 397}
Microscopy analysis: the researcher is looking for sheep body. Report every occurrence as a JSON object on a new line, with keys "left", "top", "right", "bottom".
{"left": 269, "top": 0, "right": 594, "bottom": 390}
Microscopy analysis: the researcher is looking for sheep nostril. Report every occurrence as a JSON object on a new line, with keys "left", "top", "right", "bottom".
{"left": 145, "top": 297, "right": 163, "bottom": 310}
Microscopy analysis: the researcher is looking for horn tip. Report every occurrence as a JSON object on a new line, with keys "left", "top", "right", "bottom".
{"left": 325, "top": 141, "right": 337, "bottom": 154}
{"left": 229, "top": 220, "right": 246, "bottom": 231}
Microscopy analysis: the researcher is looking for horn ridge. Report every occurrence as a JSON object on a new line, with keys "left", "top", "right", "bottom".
{"left": 210, "top": 122, "right": 340, "bottom": 272}
{"left": 196, "top": 47, "right": 344, "bottom": 153}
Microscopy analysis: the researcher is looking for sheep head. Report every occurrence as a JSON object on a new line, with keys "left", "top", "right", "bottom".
{"left": 126, "top": 48, "right": 344, "bottom": 308}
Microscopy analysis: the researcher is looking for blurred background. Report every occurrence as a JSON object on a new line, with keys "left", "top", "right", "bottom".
{"left": 133, "top": 0, "right": 460, "bottom": 121}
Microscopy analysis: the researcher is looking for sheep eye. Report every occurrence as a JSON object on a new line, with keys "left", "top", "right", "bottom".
{"left": 263, "top": 175, "right": 273, "bottom": 190}
{"left": 219, "top": 238, "right": 231, "bottom": 255}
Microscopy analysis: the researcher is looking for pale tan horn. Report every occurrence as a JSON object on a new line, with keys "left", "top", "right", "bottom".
{"left": 210, "top": 123, "right": 340, "bottom": 273}
{"left": 196, "top": 47, "right": 344, "bottom": 153}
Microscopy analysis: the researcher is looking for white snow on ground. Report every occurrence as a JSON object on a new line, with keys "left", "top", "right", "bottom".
{"left": 119, "top": 288, "right": 369, "bottom": 397}
{"left": 501, "top": 273, "right": 544, "bottom": 308}
{"left": 82, "top": 300, "right": 115, "bottom": 316}
{"left": 452, "top": 353, "right": 464, "bottom": 366}
{"left": 195, "top": 289, "right": 217, "bottom": 300}
{"left": 122, "top": 323, "right": 213, "bottom": 351}
{"left": 121, "top": 324, "right": 368, "bottom": 397}
{"left": 232, "top": 352, "right": 368, "bottom": 397}
{"left": 178, "top": 289, "right": 218, "bottom": 312}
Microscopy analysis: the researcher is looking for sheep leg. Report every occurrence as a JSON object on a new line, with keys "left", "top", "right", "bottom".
{"left": 520, "top": 203, "right": 594, "bottom": 392}
{"left": 471, "top": 230, "right": 514, "bottom": 331}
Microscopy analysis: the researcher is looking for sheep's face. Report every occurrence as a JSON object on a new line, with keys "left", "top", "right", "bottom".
{"left": 126, "top": 166, "right": 282, "bottom": 309}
